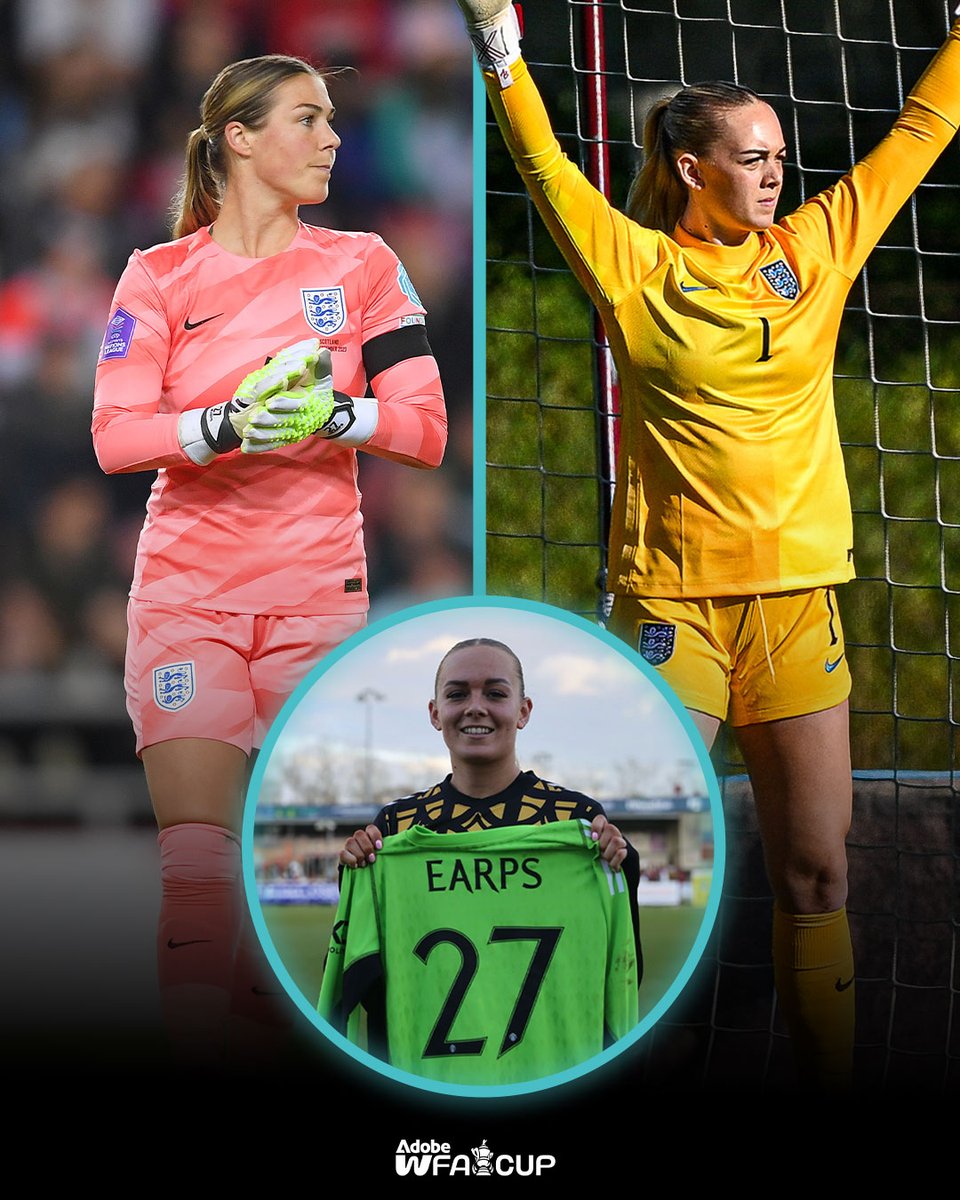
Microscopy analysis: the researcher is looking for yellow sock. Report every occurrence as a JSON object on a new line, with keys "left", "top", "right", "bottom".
{"left": 772, "top": 905, "right": 855, "bottom": 1089}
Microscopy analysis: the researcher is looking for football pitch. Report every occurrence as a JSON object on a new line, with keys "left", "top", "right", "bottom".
{"left": 263, "top": 902, "right": 706, "bottom": 1025}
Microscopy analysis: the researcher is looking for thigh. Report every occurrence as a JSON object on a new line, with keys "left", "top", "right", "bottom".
{"left": 608, "top": 594, "right": 731, "bottom": 721}
{"left": 125, "top": 599, "right": 258, "bottom": 755}
{"left": 735, "top": 701, "right": 852, "bottom": 912}
{"left": 250, "top": 611, "right": 367, "bottom": 746}
{"left": 142, "top": 738, "right": 249, "bottom": 834}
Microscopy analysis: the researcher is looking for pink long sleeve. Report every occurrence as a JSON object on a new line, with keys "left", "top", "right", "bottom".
{"left": 365, "top": 353, "right": 447, "bottom": 469}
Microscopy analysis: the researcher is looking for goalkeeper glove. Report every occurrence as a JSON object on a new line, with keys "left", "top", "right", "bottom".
{"left": 178, "top": 338, "right": 322, "bottom": 465}
{"left": 240, "top": 351, "right": 380, "bottom": 453}
{"left": 455, "top": 0, "right": 522, "bottom": 87}
{"left": 239, "top": 347, "right": 337, "bottom": 453}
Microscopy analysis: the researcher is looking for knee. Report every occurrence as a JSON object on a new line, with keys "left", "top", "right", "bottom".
{"left": 772, "top": 851, "right": 848, "bottom": 915}
{"left": 159, "top": 822, "right": 242, "bottom": 894}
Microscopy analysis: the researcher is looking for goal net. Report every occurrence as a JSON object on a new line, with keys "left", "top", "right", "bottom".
{"left": 486, "top": 0, "right": 960, "bottom": 1089}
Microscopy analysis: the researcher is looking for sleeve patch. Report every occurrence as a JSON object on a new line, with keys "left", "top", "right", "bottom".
{"left": 397, "top": 261, "right": 424, "bottom": 309}
{"left": 99, "top": 307, "right": 138, "bottom": 362}
{"left": 399, "top": 314, "right": 426, "bottom": 327}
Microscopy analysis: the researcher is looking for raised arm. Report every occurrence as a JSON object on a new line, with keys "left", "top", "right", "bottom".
{"left": 781, "top": 16, "right": 960, "bottom": 278}
{"left": 458, "top": 0, "right": 659, "bottom": 307}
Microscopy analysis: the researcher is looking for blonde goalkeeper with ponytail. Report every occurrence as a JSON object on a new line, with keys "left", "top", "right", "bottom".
{"left": 92, "top": 53, "right": 446, "bottom": 1064}
{"left": 462, "top": 0, "right": 960, "bottom": 1088}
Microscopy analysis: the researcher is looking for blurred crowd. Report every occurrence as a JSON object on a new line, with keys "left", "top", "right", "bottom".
{"left": 0, "top": 0, "right": 474, "bottom": 753}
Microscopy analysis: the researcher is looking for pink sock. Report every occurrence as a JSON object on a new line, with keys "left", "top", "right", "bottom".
{"left": 226, "top": 910, "right": 293, "bottom": 1066}
{"left": 157, "top": 822, "right": 243, "bottom": 1064}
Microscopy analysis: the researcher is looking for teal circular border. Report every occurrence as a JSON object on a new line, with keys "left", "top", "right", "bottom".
{"left": 242, "top": 594, "right": 725, "bottom": 1098}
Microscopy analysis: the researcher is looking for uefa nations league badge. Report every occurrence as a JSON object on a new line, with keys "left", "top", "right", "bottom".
{"left": 99, "top": 306, "right": 137, "bottom": 361}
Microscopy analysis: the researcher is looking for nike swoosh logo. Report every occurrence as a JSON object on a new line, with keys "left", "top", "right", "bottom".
{"left": 679, "top": 282, "right": 714, "bottom": 293}
{"left": 184, "top": 313, "right": 223, "bottom": 330}
{"left": 825, "top": 654, "right": 845, "bottom": 673}
{"left": 835, "top": 976, "right": 854, "bottom": 992}
{"left": 166, "top": 938, "right": 212, "bottom": 950}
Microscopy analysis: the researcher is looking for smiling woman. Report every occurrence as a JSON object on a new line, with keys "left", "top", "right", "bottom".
{"left": 340, "top": 638, "right": 633, "bottom": 875}
{"left": 329, "top": 636, "right": 643, "bottom": 1084}
{"left": 428, "top": 639, "right": 532, "bottom": 791}
{"left": 91, "top": 52, "right": 447, "bottom": 1065}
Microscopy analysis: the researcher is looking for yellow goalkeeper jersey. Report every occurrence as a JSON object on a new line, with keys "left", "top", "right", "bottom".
{"left": 486, "top": 29, "right": 960, "bottom": 597}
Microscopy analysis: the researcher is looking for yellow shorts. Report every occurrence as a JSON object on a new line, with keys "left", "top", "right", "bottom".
{"left": 608, "top": 588, "right": 851, "bottom": 726}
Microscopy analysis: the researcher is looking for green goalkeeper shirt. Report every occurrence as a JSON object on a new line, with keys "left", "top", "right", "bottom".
{"left": 318, "top": 820, "right": 639, "bottom": 1085}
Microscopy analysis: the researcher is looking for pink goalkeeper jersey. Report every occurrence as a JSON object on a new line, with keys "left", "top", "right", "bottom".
{"left": 92, "top": 222, "right": 445, "bottom": 615}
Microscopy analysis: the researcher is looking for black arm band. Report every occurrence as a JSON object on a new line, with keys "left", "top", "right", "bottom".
{"left": 361, "top": 324, "right": 433, "bottom": 380}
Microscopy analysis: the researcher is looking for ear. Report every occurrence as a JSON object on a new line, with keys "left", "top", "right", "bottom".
{"left": 517, "top": 697, "right": 533, "bottom": 730}
{"left": 675, "top": 151, "right": 703, "bottom": 190}
{"left": 223, "top": 119, "right": 254, "bottom": 160}
{"left": 428, "top": 700, "right": 442, "bottom": 731}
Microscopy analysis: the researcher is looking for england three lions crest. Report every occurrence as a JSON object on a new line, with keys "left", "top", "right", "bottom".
{"left": 638, "top": 622, "right": 676, "bottom": 667}
{"left": 302, "top": 287, "right": 347, "bottom": 336}
{"left": 153, "top": 662, "right": 195, "bottom": 711}
{"left": 759, "top": 259, "right": 800, "bottom": 300}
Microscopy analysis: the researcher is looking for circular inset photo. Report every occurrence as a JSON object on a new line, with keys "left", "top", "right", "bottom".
{"left": 243, "top": 597, "right": 723, "bottom": 1096}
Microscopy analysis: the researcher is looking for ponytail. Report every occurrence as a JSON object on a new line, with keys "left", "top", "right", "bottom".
{"left": 626, "top": 98, "right": 688, "bottom": 233}
{"left": 172, "top": 127, "right": 223, "bottom": 239}
{"left": 625, "top": 81, "right": 763, "bottom": 233}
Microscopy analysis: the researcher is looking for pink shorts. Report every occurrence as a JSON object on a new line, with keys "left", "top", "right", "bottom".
{"left": 124, "top": 599, "right": 366, "bottom": 755}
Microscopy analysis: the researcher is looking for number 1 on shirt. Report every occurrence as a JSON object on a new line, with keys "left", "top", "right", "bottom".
{"left": 756, "top": 316, "right": 773, "bottom": 362}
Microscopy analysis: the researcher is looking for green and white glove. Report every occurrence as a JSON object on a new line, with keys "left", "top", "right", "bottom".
{"left": 238, "top": 347, "right": 338, "bottom": 453}
{"left": 178, "top": 338, "right": 322, "bottom": 465}
{"left": 455, "top": 0, "right": 522, "bottom": 88}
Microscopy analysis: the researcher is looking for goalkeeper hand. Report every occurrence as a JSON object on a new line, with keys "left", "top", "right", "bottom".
{"left": 238, "top": 347, "right": 337, "bottom": 453}
{"left": 455, "top": 0, "right": 521, "bottom": 87}
{"left": 455, "top": 0, "right": 513, "bottom": 22}
{"left": 178, "top": 338, "right": 322, "bottom": 465}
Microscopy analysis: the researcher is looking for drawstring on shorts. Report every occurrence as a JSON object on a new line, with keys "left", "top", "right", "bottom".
{"left": 755, "top": 595, "right": 777, "bottom": 683}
